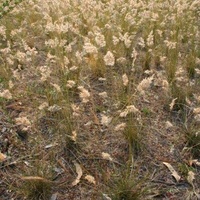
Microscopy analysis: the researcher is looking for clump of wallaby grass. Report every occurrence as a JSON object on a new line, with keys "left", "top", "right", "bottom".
{"left": 20, "top": 176, "right": 53, "bottom": 200}
{"left": 185, "top": 53, "right": 197, "bottom": 79}
{"left": 165, "top": 49, "right": 179, "bottom": 84}
{"left": 0, "top": 96, "right": 8, "bottom": 107}
{"left": 142, "top": 51, "right": 151, "bottom": 71}
{"left": 106, "top": 167, "right": 149, "bottom": 200}
{"left": 141, "top": 107, "right": 151, "bottom": 116}
{"left": 165, "top": 64, "right": 177, "bottom": 84}
{"left": 0, "top": 0, "right": 200, "bottom": 199}
{"left": 178, "top": 162, "right": 194, "bottom": 178}
{"left": 184, "top": 124, "right": 200, "bottom": 159}
{"left": 170, "top": 82, "right": 190, "bottom": 111}
{"left": 85, "top": 52, "right": 106, "bottom": 78}
{"left": 18, "top": 160, "right": 54, "bottom": 200}
{"left": 0, "top": 57, "right": 12, "bottom": 82}
{"left": 123, "top": 114, "right": 143, "bottom": 158}
{"left": 106, "top": 69, "right": 135, "bottom": 108}
{"left": 37, "top": 105, "right": 78, "bottom": 154}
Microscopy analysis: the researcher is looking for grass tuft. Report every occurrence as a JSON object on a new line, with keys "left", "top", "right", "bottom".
{"left": 18, "top": 161, "right": 54, "bottom": 200}
{"left": 123, "top": 115, "right": 143, "bottom": 158}
{"left": 107, "top": 168, "right": 148, "bottom": 200}
{"left": 185, "top": 126, "right": 200, "bottom": 159}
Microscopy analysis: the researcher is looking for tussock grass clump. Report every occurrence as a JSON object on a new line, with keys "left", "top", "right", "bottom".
{"left": 170, "top": 83, "right": 188, "bottom": 111}
{"left": 107, "top": 168, "right": 149, "bottom": 200}
{"left": 185, "top": 53, "right": 196, "bottom": 79}
{"left": 20, "top": 176, "right": 53, "bottom": 200}
{"left": 18, "top": 160, "right": 54, "bottom": 200}
{"left": 0, "top": 0, "right": 200, "bottom": 199}
{"left": 123, "top": 116, "right": 143, "bottom": 158}
{"left": 184, "top": 125, "right": 200, "bottom": 159}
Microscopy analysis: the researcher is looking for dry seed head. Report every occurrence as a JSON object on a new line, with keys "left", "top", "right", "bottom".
{"left": 69, "top": 66, "right": 78, "bottom": 71}
{"left": 169, "top": 98, "right": 177, "bottom": 111}
{"left": 71, "top": 104, "right": 80, "bottom": 117}
{"left": 48, "top": 105, "right": 62, "bottom": 112}
{"left": 39, "top": 66, "right": 51, "bottom": 82}
{"left": 102, "top": 152, "right": 113, "bottom": 161}
{"left": 114, "top": 123, "right": 126, "bottom": 131}
{"left": 104, "top": 51, "right": 115, "bottom": 66}
{"left": 98, "top": 92, "right": 108, "bottom": 98}
{"left": 122, "top": 73, "right": 129, "bottom": 86}
{"left": 66, "top": 80, "right": 76, "bottom": 88}
{"left": 78, "top": 86, "right": 90, "bottom": 103}
{"left": 147, "top": 30, "right": 154, "bottom": 47}
{"left": 85, "top": 175, "right": 96, "bottom": 185}
{"left": 116, "top": 57, "right": 127, "bottom": 65}
{"left": 38, "top": 102, "right": 49, "bottom": 110}
{"left": 137, "top": 75, "right": 154, "bottom": 94}
{"left": 101, "top": 114, "right": 112, "bottom": 127}
{"left": 193, "top": 107, "right": 200, "bottom": 114}
{"left": 112, "top": 36, "right": 119, "bottom": 45}
{"left": 83, "top": 42, "right": 98, "bottom": 54}
{"left": 138, "top": 37, "right": 145, "bottom": 48}
{"left": 95, "top": 33, "right": 106, "bottom": 47}
{"left": 0, "top": 89, "right": 12, "bottom": 99}
{"left": 15, "top": 117, "right": 31, "bottom": 127}
{"left": 164, "top": 40, "right": 177, "bottom": 49}
{"left": 51, "top": 83, "right": 61, "bottom": 92}
{"left": 120, "top": 105, "right": 139, "bottom": 117}
{"left": 8, "top": 80, "right": 14, "bottom": 89}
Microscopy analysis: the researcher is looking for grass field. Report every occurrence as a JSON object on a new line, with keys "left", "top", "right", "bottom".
{"left": 0, "top": 0, "right": 200, "bottom": 199}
